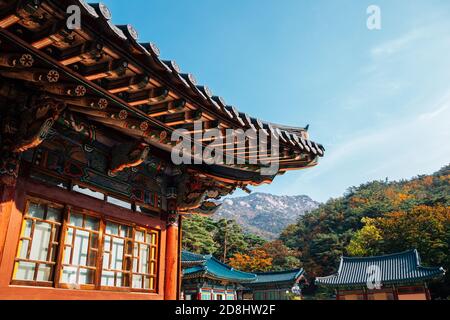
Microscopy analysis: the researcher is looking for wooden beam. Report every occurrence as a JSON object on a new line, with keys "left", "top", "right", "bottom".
{"left": 146, "top": 100, "right": 187, "bottom": 117}
{"left": 30, "top": 20, "right": 75, "bottom": 50}
{"left": 102, "top": 74, "right": 151, "bottom": 94}
{"left": 68, "top": 105, "right": 128, "bottom": 120}
{"left": 62, "top": 96, "right": 109, "bottom": 110}
{"left": 127, "top": 87, "right": 170, "bottom": 106}
{"left": 77, "top": 60, "right": 128, "bottom": 81}
{"left": 41, "top": 84, "right": 87, "bottom": 97}
{"left": 0, "top": 53, "right": 34, "bottom": 68}
{"left": 0, "top": 14, "right": 19, "bottom": 29}
{"left": 162, "top": 110, "right": 202, "bottom": 126}
{"left": 0, "top": 68, "right": 60, "bottom": 84}
{"left": 57, "top": 42, "right": 104, "bottom": 66}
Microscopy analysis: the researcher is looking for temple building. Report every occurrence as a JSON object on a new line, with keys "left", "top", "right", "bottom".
{"left": 315, "top": 250, "right": 445, "bottom": 300}
{"left": 0, "top": 0, "right": 323, "bottom": 300}
{"left": 246, "top": 269, "right": 306, "bottom": 300}
{"left": 181, "top": 251, "right": 307, "bottom": 301}
{"left": 181, "top": 251, "right": 256, "bottom": 300}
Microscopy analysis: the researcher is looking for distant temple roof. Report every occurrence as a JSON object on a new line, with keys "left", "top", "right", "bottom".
{"left": 181, "top": 251, "right": 206, "bottom": 267}
{"left": 315, "top": 250, "right": 446, "bottom": 288}
{"left": 252, "top": 269, "right": 305, "bottom": 285}
{"left": 182, "top": 251, "right": 257, "bottom": 283}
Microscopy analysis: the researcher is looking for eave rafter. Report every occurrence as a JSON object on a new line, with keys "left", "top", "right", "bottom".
{"left": 0, "top": 0, "right": 325, "bottom": 191}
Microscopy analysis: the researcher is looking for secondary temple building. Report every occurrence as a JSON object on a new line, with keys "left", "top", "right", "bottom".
{"left": 0, "top": 1, "right": 324, "bottom": 300}
{"left": 315, "top": 250, "right": 445, "bottom": 300}
{"left": 181, "top": 251, "right": 306, "bottom": 300}
{"left": 247, "top": 269, "right": 306, "bottom": 300}
{"left": 181, "top": 251, "right": 256, "bottom": 300}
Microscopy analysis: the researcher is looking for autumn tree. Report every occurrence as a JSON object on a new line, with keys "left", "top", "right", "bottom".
{"left": 346, "top": 205, "right": 450, "bottom": 298}
{"left": 279, "top": 164, "right": 450, "bottom": 298}
{"left": 229, "top": 249, "right": 273, "bottom": 272}
{"left": 260, "top": 240, "right": 301, "bottom": 271}
{"left": 348, "top": 206, "right": 450, "bottom": 267}
{"left": 347, "top": 217, "right": 383, "bottom": 256}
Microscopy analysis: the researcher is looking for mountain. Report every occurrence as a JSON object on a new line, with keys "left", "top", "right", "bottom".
{"left": 214, "top": 193, "right": 320, "bottom": 240}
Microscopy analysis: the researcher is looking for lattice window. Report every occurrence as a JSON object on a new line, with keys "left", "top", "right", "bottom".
{"left": 12, "top": 200, "right": 63, "bottom": 285}
{"left": 60, "top": 211, "right": 100, "bottom": 287}
{"left": 132, "top": 228, "right": 158, "bottom": 290}
{"left": 12, "top": 197, "right": 160, "bottom": 293}
{"left": 101, "top": 221, "right": 159, "bottom": 292}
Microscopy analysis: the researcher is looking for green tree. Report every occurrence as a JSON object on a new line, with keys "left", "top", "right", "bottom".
{"left": 214, "top": 219, "right": 248, "bottom": 263}
{"left": 279, "top": 164, "right": 450, "bottom": 298}
{"left": 182, "top": 215, "right": 218, "bottom": 255}
{"left": 347, "top": 217, "right": 383, "bottom": 256}
{"left": 346, "top": 205, "right": 450, "bottom": 298}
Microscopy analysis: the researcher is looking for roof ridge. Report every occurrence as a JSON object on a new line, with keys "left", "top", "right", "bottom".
{"left": 208, "top": 256, "right": 257, "bottom": 278}
{"left": 342, "top": 249, "right": 417, "bottom": 261}
{"left": 255, "top": 269, "right": 303, "bottom": 275}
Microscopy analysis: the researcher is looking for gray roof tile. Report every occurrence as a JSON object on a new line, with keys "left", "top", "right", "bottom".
{"left": 315, "top": 250, "right": 445, "bottom": 288}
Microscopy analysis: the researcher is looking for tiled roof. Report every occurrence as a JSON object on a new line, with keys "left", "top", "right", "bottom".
{"left": 251, "top": 269, "right": 305, "bottom": 285}
{"left": 182, "top": 252, "right": 257, "bottom": 283}
{"left": 181, "top": 251, "right": 206, "bottom": 267}
{"left": 315, "top": 250, "right": 446, "bottom": 288}
{"left": 0, "top": 0, "right": 326, "bottom": 192}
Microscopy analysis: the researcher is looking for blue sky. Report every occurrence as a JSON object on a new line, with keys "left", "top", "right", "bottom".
{"left": 102, "top": 0, "right": 450, "bottom": 202}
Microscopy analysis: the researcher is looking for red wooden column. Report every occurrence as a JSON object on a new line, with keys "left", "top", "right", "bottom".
{"left": 164, "top": 187, "right": 180, "bottom": 300}
{"left": 0, "top": 110, "right": 21, "bottom": 264}
{"left": 424, "top": 283, "right": 432, "bottom": 300}
{"left": 0, "top": 180, "right": 18, "bottom": 266}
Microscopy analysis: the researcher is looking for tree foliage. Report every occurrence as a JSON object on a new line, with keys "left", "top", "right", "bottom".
{"left": 182, "top": 215, "right": 218, "bottom": 255}
{"left": 229, "top": 249, "right": 273, "bottom": 272}
{"left": 182, "top": 216, "right": 266, "bottom": 262}
{"left": 182, "top": 216, "right": 298, "bottom": 272}
{"left": 279, "top": 164, "right": 450, "bottom": 298}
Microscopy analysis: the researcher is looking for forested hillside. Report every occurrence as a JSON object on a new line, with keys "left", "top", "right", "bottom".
{"left": 280, "top": 164, "right": 450, "bottom": 298}
{"left": 182, "top": 216, "right": 300, "bottom": 272}
{"left": 182, "top": 164, "right": 449, "bottom": 298}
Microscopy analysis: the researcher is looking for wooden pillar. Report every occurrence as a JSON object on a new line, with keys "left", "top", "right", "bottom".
{"left": 424, "top": 283, "right": 432, "bottom": 301}
{"left": 363, "top": 287, "right": 368, "bottom": 300}
{"left": 393, "top": 285, "right": 399, "bottom": 300}
{"left": 0, "top": 163, "right": 19, "bottom": 266}
{"left": 0, "top": 183, "right": 16, "bottom": 263}
{"left": 164, "top": 187, "right": 180, "bottom": 300}
{"left": 0, "top": 107, "right": 21, "bottom": 266}
{"left": 177, "top": 215, "right": 183, "bottom": 298}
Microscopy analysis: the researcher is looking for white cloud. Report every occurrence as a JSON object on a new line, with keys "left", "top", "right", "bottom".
{"left": 371, "top": 28, "right": 425, "bottom": 58}
{"left": 291, "top": 88, "right": 450, "bottom": 200}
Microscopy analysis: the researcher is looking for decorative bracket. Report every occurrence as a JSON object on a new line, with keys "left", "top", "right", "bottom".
{"left": 0, "top": 97, "right": 64, "bottom": 186}
{"left": 166, "top": 186, "right": 179, "bottom": 227}
{"left": 13, "top": 98, "right": 66, "bottom": 153}
{"left": 108, "top": 142, "right": 150, "bottom": 176}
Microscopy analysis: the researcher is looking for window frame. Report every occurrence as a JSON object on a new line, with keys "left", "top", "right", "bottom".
{"left": 57, "top": 209, "right": 102, "bottom": 291}
{"left": 11, "top": 197, "right": 64, "bottom": 288}
{"left": 100, "top": 219, "right": 160, "bottom": 293}
{"left": 12, "top": 196, "right": 160, "bottom": 294}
